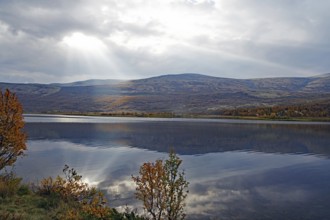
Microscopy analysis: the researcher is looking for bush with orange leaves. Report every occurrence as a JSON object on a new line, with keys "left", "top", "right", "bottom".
{"left": 0, "top": 89, "right": 26, "bottom": 171}
{"left": 132, "top": 151, "right": 189, "bottom": 220}
{"left": 38, "top": 165, "right": 111, "bottom": 219}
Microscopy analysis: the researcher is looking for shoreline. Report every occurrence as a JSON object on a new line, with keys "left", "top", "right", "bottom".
{"left": 24, "top": 112, "right": 330, "bottom": 123}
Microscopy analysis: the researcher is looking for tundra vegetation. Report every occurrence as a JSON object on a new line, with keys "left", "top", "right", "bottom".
{"left": 0, "top": 89, "right": 189, "bottom": 219}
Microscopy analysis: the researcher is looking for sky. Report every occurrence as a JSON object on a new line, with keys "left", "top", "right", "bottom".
{"left": 0, "top": 0, "right": 330, "bottom": 83}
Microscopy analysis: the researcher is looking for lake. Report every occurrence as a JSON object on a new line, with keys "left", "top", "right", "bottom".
{"left": 16, "top": 114, "right": 330, "bottom": 219}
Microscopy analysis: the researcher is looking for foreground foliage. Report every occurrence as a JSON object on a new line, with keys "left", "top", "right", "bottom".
{"left": 37, "top": 165, "right": 111, "bottom": 219}
{"left": 132, "top": 152, "right": 189, "bottom": 220}
{"left": 0, "top": 166, "right": 147, "bottom": 220}
{"left": 0, "top": 89, "right": 26, "bottom": 171}
{"left": 0, "top": 156, "right": 188, "bottom": 220}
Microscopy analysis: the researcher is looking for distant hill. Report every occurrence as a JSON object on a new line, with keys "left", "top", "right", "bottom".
{"left": 53, "top": 79, "right": 124, "bottom": 87}
{"left": 1, "top": 73, "right": 330, "bottom": 115}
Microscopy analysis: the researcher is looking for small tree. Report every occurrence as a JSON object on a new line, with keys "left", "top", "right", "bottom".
{"left": 0, "top": 89, "right": 26, "bottom": 171}
{"left": 132, "top": 151, "right": 189, "bottom": 220}
{"left": 164, "top": 152, "right": 189, "bottom": 220}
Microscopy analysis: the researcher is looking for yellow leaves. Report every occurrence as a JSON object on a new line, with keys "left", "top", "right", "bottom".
{"left": 38, "top": 165, "right": 111, "bottom": 219}
{"left": 81, "top": 191, "right": 111, "bottom": 219}
{"left": 63, "top": 209, "right": 81, "bottom": 220}
{"left": 133, "top": 160, "right": 168, "bottom": 219}
{"left": 132, "top": 152, "right": 189, "bottom": 220}
{"left": 0, "top": 89, "right": 26, "bottom": 170}
{"left": 39, "top": 176, "right": 55, "bottom": 195}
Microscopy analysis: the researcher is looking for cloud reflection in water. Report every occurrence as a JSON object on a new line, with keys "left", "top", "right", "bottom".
{"left": 15, "top": 139, "right": 330, "bottom": 219}
{"left": 19, "top": 117, "right": 330, "bottom": 219}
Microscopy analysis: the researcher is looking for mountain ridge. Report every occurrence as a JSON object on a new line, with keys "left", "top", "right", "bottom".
{"left": 1, "top": 73, "right": 330, "bottom": 114}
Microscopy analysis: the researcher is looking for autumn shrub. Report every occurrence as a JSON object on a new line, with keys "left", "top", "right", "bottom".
{"left": 38, "top": 165, "right": 112, "bottom": 219}
{"left": 0, "top": 89, "right": 26, "bottom": 171}
{"left": 132, "top": 151, "right": 189, "bottom": 220}
{"left": 0, "top": 172, "right": 22, "bottom": 198}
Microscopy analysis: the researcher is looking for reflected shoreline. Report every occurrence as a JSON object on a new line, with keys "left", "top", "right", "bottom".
{"left": 24, "top": 119, "right": 330, "bottom": 157}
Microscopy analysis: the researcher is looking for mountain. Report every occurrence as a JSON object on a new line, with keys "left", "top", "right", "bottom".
{"left": 1, "top": 73, "right": 330, "bottom": 114}
{"left": 53, "top": 79, "right": 124, "bottom": 87}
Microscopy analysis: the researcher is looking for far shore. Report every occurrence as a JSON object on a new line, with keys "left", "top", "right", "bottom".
{"left": 24, "top": 112, "right": 330, "bottom": 123}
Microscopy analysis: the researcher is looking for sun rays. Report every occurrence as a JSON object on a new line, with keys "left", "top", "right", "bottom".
{"left": 62, "top": 32, "right": 107, "bottom": 52}
{"left": 59, "top": 32, "right": 126, "bottom": 80}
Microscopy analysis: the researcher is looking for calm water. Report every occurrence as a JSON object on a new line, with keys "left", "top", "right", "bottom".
{"left": 16, "top": 114, "right": 330, "bottom": 220}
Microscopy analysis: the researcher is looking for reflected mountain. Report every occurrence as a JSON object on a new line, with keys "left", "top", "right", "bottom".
{"left": 25, "top": 121, "right": 330, "bottom": 157}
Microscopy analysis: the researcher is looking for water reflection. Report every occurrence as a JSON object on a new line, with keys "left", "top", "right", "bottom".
{"left": 25, "top": 121, "right": 330, "bottom": 157}
{"left": 185, "top": 154, "right": 330, "bottom": 219}
{"left": 16, "top": 139, "right": 330, "bottom": 219}
{"left": 16, "top": 117, "right": 330, "bottom": 219}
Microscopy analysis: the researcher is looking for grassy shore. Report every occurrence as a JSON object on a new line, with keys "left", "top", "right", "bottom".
{"left": 0, "top": 172, "right": 145, "bottom": 220}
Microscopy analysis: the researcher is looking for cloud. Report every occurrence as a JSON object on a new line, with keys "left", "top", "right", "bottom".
{"left": 0, "top": 0, "right": 329, "bottom": 83}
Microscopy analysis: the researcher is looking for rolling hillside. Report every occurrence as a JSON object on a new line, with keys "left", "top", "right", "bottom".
{"left": 1, "top": 73, "right": 330, "bottom": 115}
